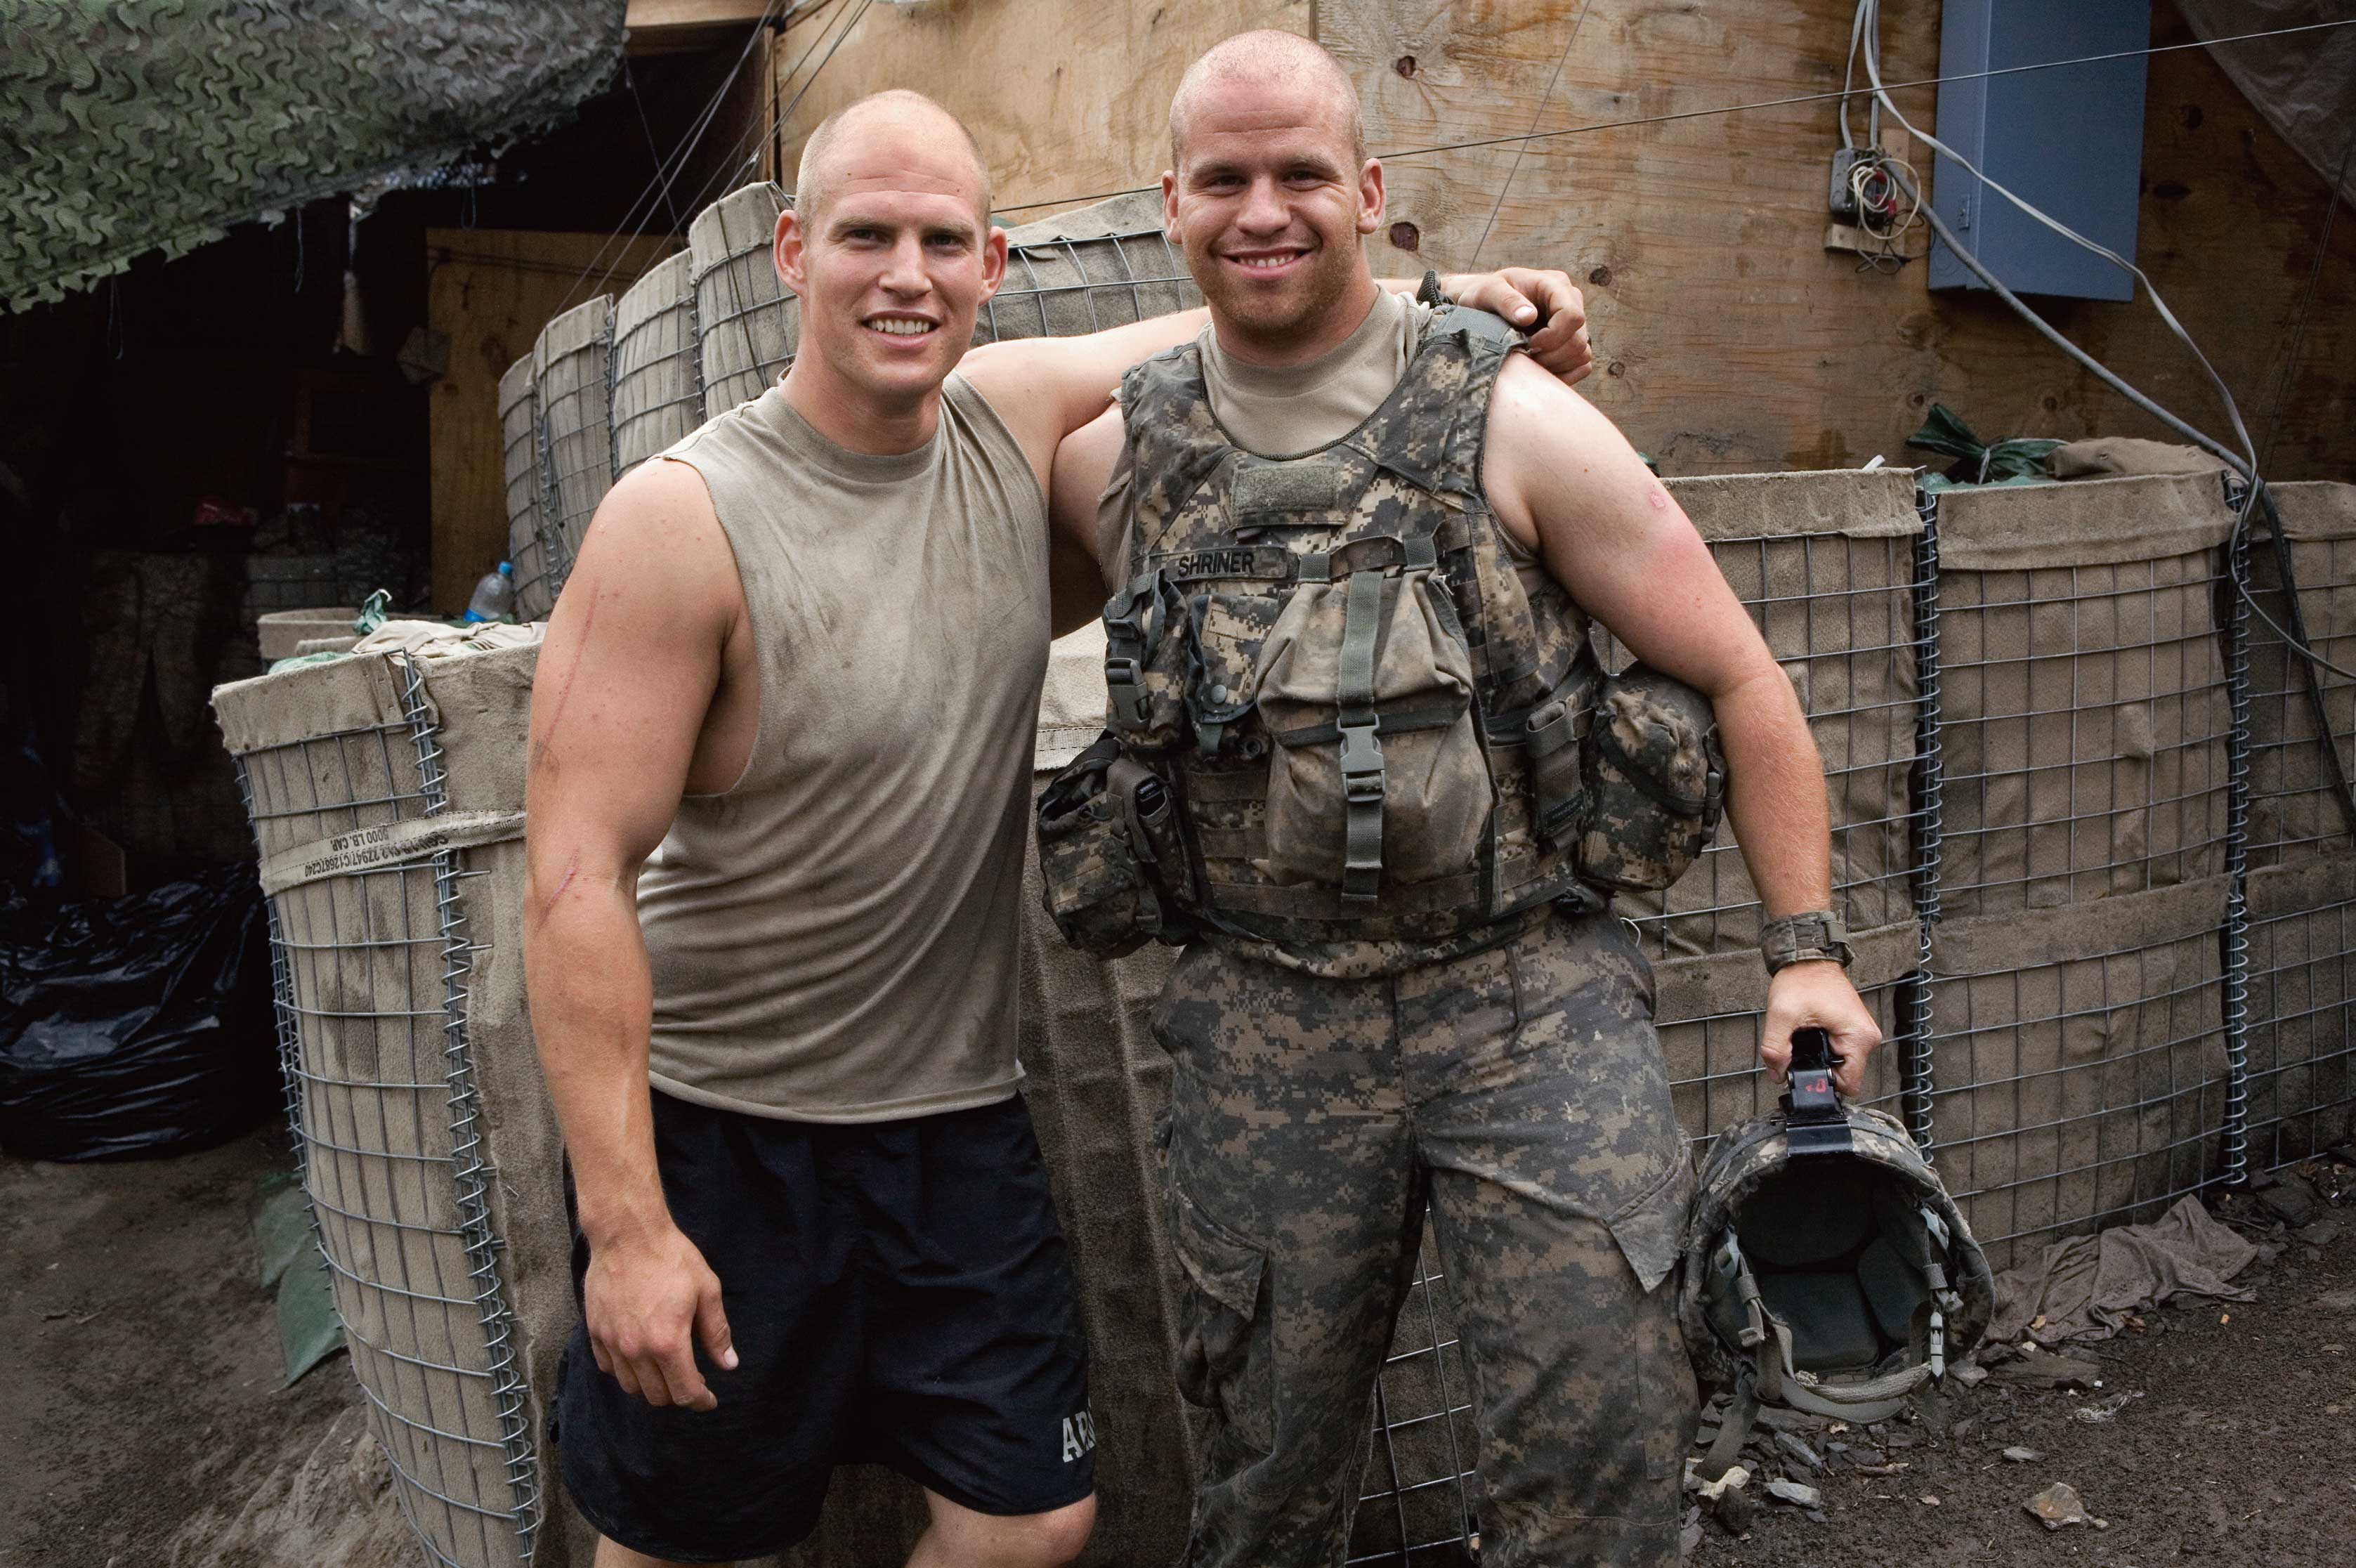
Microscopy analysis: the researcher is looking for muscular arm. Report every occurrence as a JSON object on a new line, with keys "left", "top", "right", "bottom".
{"left": 1482, "top": 355, "right": 1883, "bottom": 1093}
{"left": 523, "top": 459, "right": 744, "bottom": 1408}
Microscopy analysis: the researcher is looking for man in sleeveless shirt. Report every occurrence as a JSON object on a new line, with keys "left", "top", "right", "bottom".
{"left": 1047, "top": 34, "right": 1887, "bottom": 1568}
{"left": 521, "top": 87, "right": 1595, "bottom": 1568}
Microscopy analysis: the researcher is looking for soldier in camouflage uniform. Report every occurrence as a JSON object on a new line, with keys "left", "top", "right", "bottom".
{"left": 1042, "top": 32, "right": 1885, "bottom": 1568}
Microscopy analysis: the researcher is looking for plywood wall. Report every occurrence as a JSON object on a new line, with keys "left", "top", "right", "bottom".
{"left": 1327, "top": 0, "right": 2351, "bottom": 478}
{"left": 425, "top": 229, "right": 671, "bottom": 613}
{"left": 768, "top": 0, "right": 1310, "bottom": 214}
{"left": 764, "top": 0, "right": 2349, "bottom": 481}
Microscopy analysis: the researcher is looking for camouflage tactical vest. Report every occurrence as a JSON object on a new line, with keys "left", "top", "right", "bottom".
{"left": 1099, "top": 315, "right": 1603, "bottom": 977}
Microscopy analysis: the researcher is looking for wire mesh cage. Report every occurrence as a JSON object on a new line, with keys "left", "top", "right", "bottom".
{"left": 2241, "top": 479, "right": 2356, "bottom": 1166}
{"left": 1928, "top": 879, "right": 2232, "bottom": 1262}
{"left": 2246, "top": 853, "right": 2356, "bottom": 1168}
{"left": 499, "top": 356, "right": 553, "bottom": 622}
{"left": 217, "top": 637, "right": 553, "bottom": 1568}
{"left": 1347, "top": 1237, "right": 1481, "bottom": 1568}
{"left": 691, "top": 181, "right": 796, "bottom": 417}
{"left": 611, "top": 251, "right": 702, "bottom": 474}
{"left": 1611, "top": 470, "right": 1927, "bottom": 960}
{"left": 1929, "top": 474, "right": 2236, "bottom": 920}
{"left": 983, "top": 192, "right": 1204, "bottom": 343}
{"left": 1923, "top": 473, "right": 2242, "bottom": 1262}
{"left": 532, "top": 296, "right": 617, "bottom": 608}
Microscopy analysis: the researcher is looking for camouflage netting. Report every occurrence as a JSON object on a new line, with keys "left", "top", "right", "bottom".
{"left": 3, "top": 1, "right": 629, "bottom": 312}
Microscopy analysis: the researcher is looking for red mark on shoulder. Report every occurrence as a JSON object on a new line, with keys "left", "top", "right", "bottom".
{"left": 1646, "top": 485, "right": 1671, "bottom": 511}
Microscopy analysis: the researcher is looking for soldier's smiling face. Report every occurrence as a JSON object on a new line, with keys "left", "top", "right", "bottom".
{"left": 1163, "top": 71, "right": 1382, "bottom": 353}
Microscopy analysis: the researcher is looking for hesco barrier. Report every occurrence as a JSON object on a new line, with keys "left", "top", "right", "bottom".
{"left": 611, "top": 251, "right": 702, "bottom": 474}
{"left": 215, "top": 629, "right": 568, "bottom": 1568}
{"left": 691, "top": 183, "right": 796, "bottom": 419}
{"left": 498, "top": 358, "right": 554, "bottom": 625}
{"left": 533, "top": 298, "right": 618, "bottom": 603}
{"left": 225, "top": 181, "right": 2356, "bottom": 1566}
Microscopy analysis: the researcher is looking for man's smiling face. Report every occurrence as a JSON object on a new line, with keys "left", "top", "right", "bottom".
{"left": 1163, "top": 67, "right": 1381, "bottom": 354}
{"left": 777, "top": 103, "right": 1004, "bottom": 410}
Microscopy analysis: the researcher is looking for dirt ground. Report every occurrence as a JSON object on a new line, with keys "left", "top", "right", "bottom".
{"left": 1689, "top": 1158, "right": 2356, "bottom": 1568}
{"left": 4, "top": 1130, "right": 2350, "bottom": 1568}
{"left": 0, "top": 1126, "right": 410, "bottom": 1568}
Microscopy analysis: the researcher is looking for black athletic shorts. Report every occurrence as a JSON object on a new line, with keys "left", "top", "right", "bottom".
{"left": 552, "top": 1090, "right": 1096, "bottom": 1563}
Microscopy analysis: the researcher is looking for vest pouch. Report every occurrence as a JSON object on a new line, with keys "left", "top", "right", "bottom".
{"left": 1254, "top": 566, "right": 1490, "bottom": 896}
{"left": 1520, "top": 672, "right": 1595, "bottom": 853}
{"left": 1576, "top": 663, "right": 1727, "bottom": 892}
{"left": 1103, "top": 571, "right": 1191, "bottom": 750}
{"left": 1036, "top": 733, "right": 1168, "bottom": 958}
{"left": 1186, "top": 590, "right": 1282, "bottom": 756}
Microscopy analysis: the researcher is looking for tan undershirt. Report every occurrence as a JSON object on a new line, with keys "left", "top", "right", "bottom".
{"left": 1184, "top": 290, "right": 1547, "bottom": 595}
{"left": 1199, "top": 288, "right": 1429, "bottom": 457}
{"left": 636, "top": 376, "right": 1050, "bottom": 1123}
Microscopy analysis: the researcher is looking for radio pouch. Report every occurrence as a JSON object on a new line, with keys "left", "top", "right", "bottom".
{"left": 1036, "top": 732, "right": 1180, "bottom": 958}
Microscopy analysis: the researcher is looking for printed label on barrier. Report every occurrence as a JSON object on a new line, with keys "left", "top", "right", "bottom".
{"left": 257, "top": 809, "right": 527, "bottom": 896}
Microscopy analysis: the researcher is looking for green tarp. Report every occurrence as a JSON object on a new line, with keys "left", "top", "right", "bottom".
{"left": 2, "top": 1, "right": 629, "bottom": 311}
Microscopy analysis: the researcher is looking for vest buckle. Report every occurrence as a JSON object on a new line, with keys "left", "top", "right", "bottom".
{"left": 1338, "top": 719, "right": 1385, "bottom": 801}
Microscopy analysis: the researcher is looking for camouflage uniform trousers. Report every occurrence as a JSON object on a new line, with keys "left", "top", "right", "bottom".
{"left": 1155, "top": 906, "right": 1700, "bottom": 1568}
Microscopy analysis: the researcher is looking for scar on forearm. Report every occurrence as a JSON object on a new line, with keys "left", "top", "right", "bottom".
{"left": 532, "top": 851, "right": 580, "bottom": 928}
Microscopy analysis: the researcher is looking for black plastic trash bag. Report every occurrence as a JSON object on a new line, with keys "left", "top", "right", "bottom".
{"left": 0, "top": 865, "right": 276, "bottom": 1161}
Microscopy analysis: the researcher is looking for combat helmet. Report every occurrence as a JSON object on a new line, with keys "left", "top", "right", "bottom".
{"left": 1678, "top": 1030, "right": 1994, "bottom": 1479}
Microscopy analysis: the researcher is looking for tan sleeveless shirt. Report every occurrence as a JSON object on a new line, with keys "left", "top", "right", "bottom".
{"left": 638, "top": 376, "right": 1049, "bottom": 1122}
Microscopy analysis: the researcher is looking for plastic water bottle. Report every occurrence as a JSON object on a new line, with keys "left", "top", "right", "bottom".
{"left": 464, "top": 561, "right": 516, "bottom": 625}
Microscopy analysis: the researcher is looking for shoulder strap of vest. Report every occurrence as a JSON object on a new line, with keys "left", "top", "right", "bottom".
{"left": 1352, "top": 313, "right": 1519, "bottom": 501}
{"left": 1115, "top": 345, "right": 1232, "bottom": 569}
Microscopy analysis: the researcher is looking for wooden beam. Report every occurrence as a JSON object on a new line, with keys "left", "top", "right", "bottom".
{"left": 627, "top": 0, "right": 775, "bottom": 53}
{"left": 627, "top": 0, "right": 775, "bottom": 32}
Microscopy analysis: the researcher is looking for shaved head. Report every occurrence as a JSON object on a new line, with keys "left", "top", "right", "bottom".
{"left": 795, "top": 89, "right": 992, "bottom": 226}
{"left": 1169, "top": 30, "right": 1366, "bottom": 168}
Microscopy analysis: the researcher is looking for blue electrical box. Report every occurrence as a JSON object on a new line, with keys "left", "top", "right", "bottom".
{"left": 1928, "top": 0, "right": 2150, "bottom": 301}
